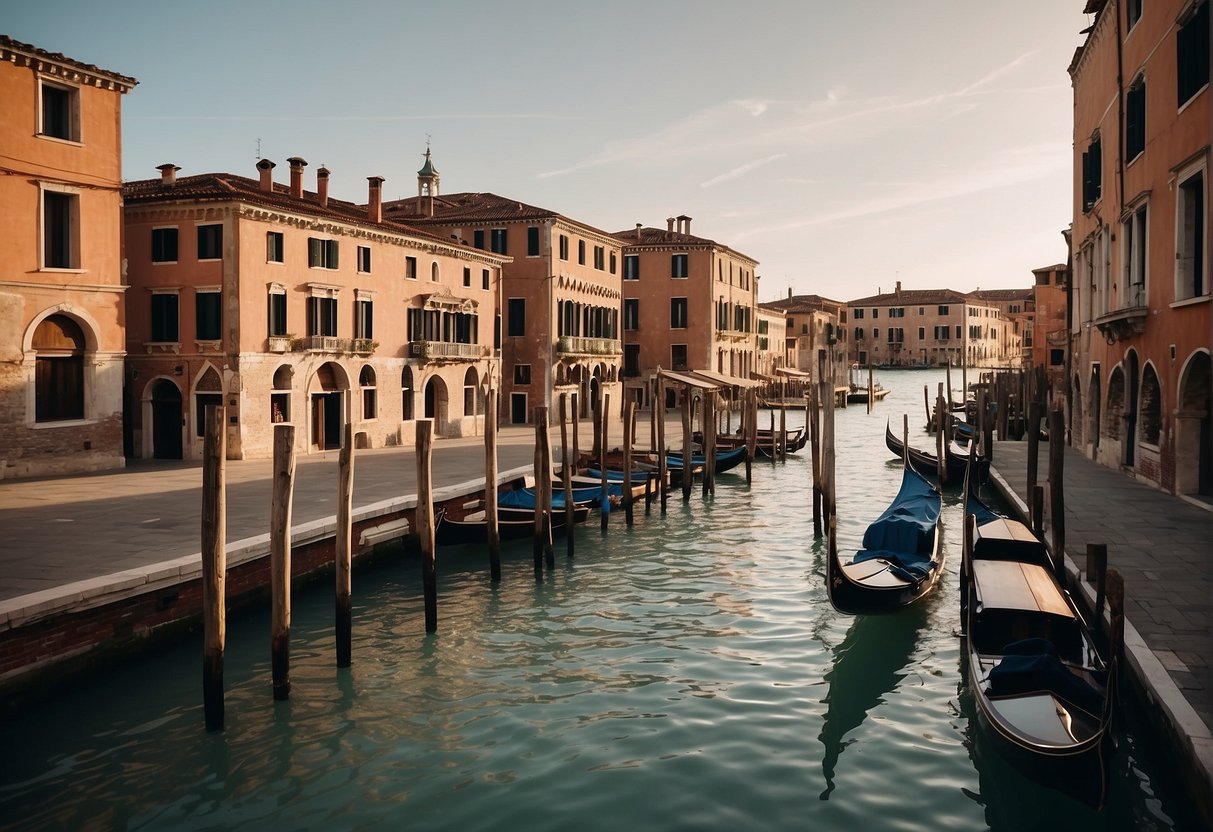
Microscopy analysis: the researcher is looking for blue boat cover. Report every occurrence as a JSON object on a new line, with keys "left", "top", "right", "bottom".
{"left": 965, "top": 492, "right": 1001, "bottom": 527}
{"left": 499, "top": 485, "right": 612, "bottom": 511}
{"left": 988, "top": 642, "right": 1103, "bottom": 715}
{"left": 666, "top": 446, "right": 747, "bottom": 472}
{"left": 584, "top": 468, "right": 650, "bottom": 483}
{"left": 853, "top": 466, "right": 941, "bottom": 582}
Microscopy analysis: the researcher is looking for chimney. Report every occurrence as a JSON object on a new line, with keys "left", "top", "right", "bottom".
{"left": 367, "top": 176, "right": 384, "bottom": 223}
{"left": 287, "top": 156, "right": 307, "bottom": 197}
{"left": 256, "top": 158, "right": 275, "bottom": 192}
{"left": 667, "top": 217, "right": 675, "bottom": 232}
{"left": 788, "top": 287, "right": 792, "bottom": 299}
{"left": 635, "top": 223, "right": 642, "bottom": 239}
{"left": 895, "top": 280, "right": 902, "bottom": 296}
{"left": 678, "top": 214, "right": 692, "bottom": 234}
{"left": 157, "top": 164, "right": 180, "bottom": 187}
{"left": 316, "top": 166, "right": 330, "bottom": 207}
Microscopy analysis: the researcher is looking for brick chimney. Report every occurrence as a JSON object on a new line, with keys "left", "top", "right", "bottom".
{"left": 667, "top": 217, "right": 675, "bottom": 232}
{"left": 635, "top": 223, "right": 642, "bottom": 239}
{"left": 287, "top": 156, "right": 307, "bottom": 198}
{"left": 895, "top": 280, "right": 902, "bottom": 297}
{"left": 678, "top": 214, "right": 692, "bottom": 234}
{"left": 317, "top": 166, "right": 330, "bottom": 207}
{"left": 367, "top": 176, "right": 384, "bottom": 223}
{"left": 157, "top": 164, "right": 180, "bottom": 187}
{"left": 256, "top": 158, "right": 275, "bottom": 192}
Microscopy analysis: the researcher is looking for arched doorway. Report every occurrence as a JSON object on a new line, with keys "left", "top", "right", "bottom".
{"left": 463, "top": 366, "right": 479, "bottom": 417}
{"left": 1089, "top": 365, "right": 1101, "bottom": 454}
{"left": 151, "top": 379, "right": 183, "bottom": 459}
{"left": 309, "top": 362, "right": 347, "bottom": 450}
{"left": 32, "top": 315, "right": 85, "bottom": 422}
{"left": 1176, "top": 351, "right": 1212, "bottom": 496}
{"left": 1124, "top": 350, "right": 1140, "bottom": 466}
{"left": 1139, "top": 363, "right": 1162, "bottom": 447}
{"left": 424, "top": 375, "right": 448, "bottom": 434}
{"left": 1105, "top": 366, "right": 1125, "bottom": 458}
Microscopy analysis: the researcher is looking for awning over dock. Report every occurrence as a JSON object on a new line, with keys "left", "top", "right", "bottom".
{"left": 656, "top": 369, "right": 720, "bottom": 390}
{"left": 690, "top": 369, "right": 764, "bottom": 389}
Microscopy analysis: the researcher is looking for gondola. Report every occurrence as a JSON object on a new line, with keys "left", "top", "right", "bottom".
{"left": 665, "top": 445, "right": 748, "bottom": 475}
{"left": 825, "top": 435, "right": 943, "bottom": 614}
{"left": 884, "top": 418, "right": 973, "bottom": 483}
{"left": 961, "top": 455, "right": 1117, "bottom": 800}
{"left": 696, "top": 426, "right": 808, "bottom": 457}
{"left": 435, "top": 505, "right": 589, "bottom": 547}
{"left": 498, "top": 484, "right": 607, "bottom": 511}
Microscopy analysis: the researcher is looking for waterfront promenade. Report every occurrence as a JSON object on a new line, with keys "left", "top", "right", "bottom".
{"left": 986, "top": 439, "right": 1212, "bottom": 815}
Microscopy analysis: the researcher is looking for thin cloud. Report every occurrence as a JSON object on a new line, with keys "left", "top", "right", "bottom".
{"left": 700, "top": 153, "right": 786, "bottom": 188}
{"left": 129, "top": 113, "right": 589, "bottom": 122}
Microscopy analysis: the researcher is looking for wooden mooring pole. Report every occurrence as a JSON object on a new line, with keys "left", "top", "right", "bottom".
{"left": 657, "top": 376, "right": 668, "bottom": 512}
{"left": 533, "top": 406, "right": 553, "bottom": 573}
{"left": 600, "top": 393, "right": 611, "bottom": 530}
{"left": 778, "top": 384, "right": 787, "bottom": 461}
{"left": 744, "top": 388, "right": 754, "bottom": 484}
{"left": 201, "top": 404, "right": 226, "bottom": 730}
{"left": 936, "top": 383, "right": 947, "bottom": 487}
{"left": 560, "top": 393, "right": 575, "bottom": 558}
{"left": 682, "top": 392, "right": 694, "bottom": 500}
{"left": 1026, "top": 400, "right": 1042, "bottom": 520}
{"left": 416, "top": 420, "right": 438, "bottom": 631}
{"left": 485, "top": 386, "right": 501, "bottom": 581}
{"left": 335, "top": 423, "right": 354, "bottom": 668}
{"left": 624, "top": 401, "right": 635, "bottom": 526}
{"left": 270, "top": 422, "right": 296, "bottom": 700}
{"left": 1048, "top": 406, "right": 1066, "bottom": 580}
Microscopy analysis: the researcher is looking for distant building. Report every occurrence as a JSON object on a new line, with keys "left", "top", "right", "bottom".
{"left": 758, "top": 292, "right": 848, "bottom": 389}
{"left": 123, "top": 158, "right": 505, "bottom": 460}
{"left": 0, "top": 36, "right": 136, "bottom": 479}
{"left": 969, "top": 287, "right": 1035, "bottom": 370}
{"left": 609, "top": 217, "right": 758, "bottom": 410}
{"left": 1030, "top": 263, "right": 1069, "bottom": 391}
{"left": 847, "top": 283, "right": 1006, "bottom": 368}
{"left": 1068, "top": 0, "right": 1209, "bottom": 497}
{"left": 755, "top": 306, "right": 787, "bottom": 378}
{"left": 383, "top": 153, "right": 622, "bottom": 425}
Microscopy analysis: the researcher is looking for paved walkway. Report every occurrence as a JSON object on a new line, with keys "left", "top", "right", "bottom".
{"left": 988, "top": 438, "right": 1212, "bottom": 813}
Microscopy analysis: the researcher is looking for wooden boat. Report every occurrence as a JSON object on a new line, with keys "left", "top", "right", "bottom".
{"left": 665, "top": 445, "right": 748, "bottom": 476}
{"left": 703, "top": 426, "right": 808, "bottom": 457}
{"left": 498, "top": 484, "right": 607, "bottom": 511}
{"left": 884, "top": 419, "right": 974, "bottom": 483}
{"left": 825, "top": 449, "right": 943, "bottom": 614}
{"left": 435, "top": 505, "right": 588, "bottom": 547}
{"left": 554, "top": 473, "right": 646, "bottom": 502}
{"left": 961, "top": 483, "right": 1116, "bottom": 785}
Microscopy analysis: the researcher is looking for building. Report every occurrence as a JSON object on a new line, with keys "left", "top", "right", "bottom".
{"left": 847, "top": 283, "right": 1006, "bottom": 368}
{"left": 123, "top": 158, "right": 505, "bottom": 460}
{"left": 1068, "top": 0, "right": 1209, "bottom": 497}
{"left": 610, "top": 216, "right": 759, "bottom": 410}
{"left": 383, "top": 153, "right": 622, "bottom": 425}
{"left": 970, "top": 287, "right": 1035, "bottom": 370}
{"left": 758, "top": 292, "right": 848, "bottom": 389}
{"left": 1030, "top": 263, "right": 1069, "bottom": 392}
{"left": 0, "top": 37, "right": 136, "bottom": 479}
{"left": 755, "top": 305, "right": 787, "bottom": 378}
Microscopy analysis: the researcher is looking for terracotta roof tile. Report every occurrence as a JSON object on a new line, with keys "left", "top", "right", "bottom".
{"left": 0, "top": 34, "right": 137, "bottom": 88}
{"left": 847, "top": 288, "right": 974, "bottom": 306}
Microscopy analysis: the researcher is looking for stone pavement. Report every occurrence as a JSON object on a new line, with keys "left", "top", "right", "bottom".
{"left": 988, "top": 439, "right": 1212, "bottom": 817}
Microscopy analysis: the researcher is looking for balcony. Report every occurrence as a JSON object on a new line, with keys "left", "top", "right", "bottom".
{"left": 1092, "top": 306, "right": 1147, "bottom": 343}
{"left": 267, "top": 336, "right": 291, "bottom": 353}
{"left": 556, "top": 336, "right": 621, "bottom": 356}
{"left": 409, "top": 341, "right": 486, "bottom": 361}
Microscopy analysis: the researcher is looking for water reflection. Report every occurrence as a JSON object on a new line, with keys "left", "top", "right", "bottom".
{"left": 818, "top": 603, "right": 929, "bottom": 799}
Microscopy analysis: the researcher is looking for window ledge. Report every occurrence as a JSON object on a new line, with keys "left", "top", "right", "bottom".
{"left": 36, "top": 134, "right": 83, "bottom": 147}
{"left": 1169, "top": 295, "right": 1209, "bottom": 309}
{"left": 1178, "top": 85, "right": 1208, "bottom": 115}
{"left": 146, "top": 342, "right": 181, "bottom": 355}
{"left": 197, "top": 258, "right": 222, "bottom": 263}
{"left": 196, "top": 340, "right": 222, "bottom": 352}
{"left": 31, "top": 418, "right": 93, "bottom": 430}
{"left": 39, "top": 267, "right": 86, "bottom": 274}
{"left": 152, "top": 261, "right": 178, "bottom": 266}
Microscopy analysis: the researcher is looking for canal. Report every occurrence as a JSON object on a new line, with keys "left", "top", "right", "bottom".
{"left": 0, "top": 369, "right": 1197, "bottom": 830}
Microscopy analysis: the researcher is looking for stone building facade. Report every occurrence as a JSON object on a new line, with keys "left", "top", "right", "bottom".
{"left": 759, "top": 293, "right": 849, "bottom": 390}
{"left": 847, "top": 284, "right": 1006, "bottom": 368}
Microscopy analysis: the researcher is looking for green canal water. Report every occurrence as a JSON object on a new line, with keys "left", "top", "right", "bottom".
{"left": 0, "top": 370, "right": 1198, "bottom": 830}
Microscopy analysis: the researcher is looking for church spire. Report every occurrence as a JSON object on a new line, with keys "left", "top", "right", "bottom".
{"left": 416, "top": 143, "right": 440, "bottom": 217}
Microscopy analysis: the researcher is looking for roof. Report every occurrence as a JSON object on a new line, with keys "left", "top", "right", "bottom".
{"left": 1031, "top": 263, "right": 1068, "bottom": 274}
{"left": 690, "top": 369, "right": 763, "bottom": 389}
{"left": 847, "top": 287, "right": 973, "bottom": 306}
{"left": 970, "top": 288, "right": 1034, "bottom": 302}
{"left": 760, "top": 294, "right": 844, "bottom": 313}
{"left": 0, "top": 34, "right": 137, "bottom": 90}
{"left": 123, "top": 171, "right": 502, "bottom": 258}
{"left": 383, "top": 190, "right": 607, "bottom": 232}
{"left": 656, "top": 369, "right": 719, "bottom": 390}
{"left": 610, "top": 225, "right": 759, "bottom": 266}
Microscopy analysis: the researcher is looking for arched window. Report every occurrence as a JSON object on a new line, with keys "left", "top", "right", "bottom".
{"left": 464, "top": 367, "right": 478, "bottom": 416}
{"left": 272, "top": 364, "right": 292, "bottom": 422}
{"left": 360, "top": 365, "right": 377, "bottom": 420}
{"left": 431, "top": 262, "right": 440, "bottom": 282}
{"left": 1139, "top": 364, "right": 1161, "bottom": 445}
{"left": 401, "top": 367, "right": 414, "bottom": 420}
{"left": 1105, "top": 367, "right": 1125, "bottom": 439}
{"left": 33, "top": 315, "right": 85, "bottom": 422}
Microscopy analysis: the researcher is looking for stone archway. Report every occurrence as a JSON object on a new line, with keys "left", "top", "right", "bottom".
{"left": 424, "top": 374, "right": 449, "bottom": 435}
{"left": 307, "top": 361, "right": 350, "bottom": 450}
{"left": 149, "top": 378, "right": 183, "bottom": 459}
{"left": 1175, "top": 351, "right": 1211, "bottom": 497}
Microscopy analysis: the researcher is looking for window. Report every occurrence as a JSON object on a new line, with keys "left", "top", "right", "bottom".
{"left": 1125, "top": 76, "right": 1146, "bottom": 161}
{"left": 934, "top": 325, "right": 950, "bottom": 340}
{"left": 514, "top": 364, "right": 531, "bottom": 385}
{"left": 853, "top": 308, "right": 864, "bottom": 320}
{"left": 267, "top": 231, "right": 284, "bottom": 263}
{"left": 1050, "top": 349, "right": 1065, "bottom": 367}
{"left": 918, "top": 327, "right": 925, "bottom": 340}
{"left": 1177, "top": 2, "right": 1209, "bottom": 107}
{"left": 855, "top": 327, "right": 864, "bottom": 340}
{"left": 594, "top": 245, "right": 605, "bottom": 270}
{"left": 578, "top": 240, "right": 586, "bottom": 265}
{"left": 195, "top": 394, "right": 223, "bottom": 438}
{"left": 887, "top": 328, "right": 904, "bottom": 343}
{"left": 671, "top": 344, "right": 688, "bottom": 369}
{"left": 624, "top": 298, "right": 639, "bottom": 331}
{"left": 308, "top": 237, "right": 338, "bottom": 269}
{"left": 889, "top": 307, "right": 905, "bottom": 318}
{"left": 151, "top": 292, "right": 179, "bottom": 342}
{"left": 268, "top": 290, "right": 287, "bottom": 337}
{"left": 360, "top": 365, "right": 377, "bottom": 420}
{"left": 527, "top": 226, "right": 540, "bottom": 256}
{"left": 357, "top": 245, "right": 371, "bottom": 273}
{"left": 670, "top": 297, "right": 688, "bottom": 328}
{"left": 196, "top": 290, "right": 221, "bottom": 341}
{"left": 307, "top": 296, "right": 337, "bottom": 337}
{"left": 623, "top": 255, "right": 639, "bottom": 280}
{"left": 402, "top": 367, "right": 415, "bottom": 420}
{"left": 671, "top": 253, "right": 688, "bottom": 278}
{"left": 507, "top": 298, "right": 525, "bottom": 335}
{"left": 271, "top": 365, "right": 291, "bottom": 423}
{"left": 1082, "top": 134, "right": 1103, "bottom": 211}
{"left": 42, "top": 189, "right": 78, "bottom": 269}
{"left": 1176, "top": 168, "right": 1206, "bottom": 300}
{"left": 463, "top": 267, "right": 471, "bottom": 287}
{"left": 464, "top": 368, "right": 478, "bottom": 416}
{"left": 490, "top": 228, "right": 508, "bottom": 254}
{"left": 474, "top": 229, "right": 485, "bottom": 250}
{"left": 871, "top": 308, "right": 879, "bottom": 319}
{"left": 1122, "top": 203, "right": 1148, "bottom": 306}
{"left": 938, "top": 305, "right": 949, "bottom": 315}
{"left": 609, "top": 252, "right": 617, "bottom": 274}
{"left": 431, "top": 262, "right": 439, "bottom": 282}
{"left": 918, "top": 307, "right": 924, "bottom": 315}
{"left": 873, "top": 328, "right": 880, "bottom": 340}
{"left": 624, "top": 344, "right": 640, "bottom": 377}
{"left": 482, "top": 268, "right": 490, "bottom": 290}
{"left": 39, "top": 81, "right": 79, "bottom": 141}
{"left": 405, "top": 256, "right": 418, "bottom": 280}
{"left": 32, "top": 315, "right": 84, "bottom": 424}
{"left": 152, "top": 228, "right": 178, "bottom": 263}
{"left": 355, "top": 297, "right": 373, "bottom": 339}
{"left": 197, "top": 224, "right": 223, "bottom": 261}
{"left": 559, "top": 234, "right": 569, "bottom": 260}
{"left": 955, "top": 325, "right": 962, "bottom": 339}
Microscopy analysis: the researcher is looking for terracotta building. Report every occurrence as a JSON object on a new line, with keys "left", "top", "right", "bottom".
{"left": 1068, "top": 0, "right": 1209, "bottom": 497}
{"left": 608, "top": 217, "right": 759, "bottom": 410}
{"left": 123, "top": 158, "right": 505, "bottom": 460}
{"left": 383, "top": 153, "right": 622, "bottom": 425}
{"left": 847, "top": 283, "right": 1007, "bottom": 368}
{"left": 0, "top": 37, "right": 136, "bottom": 479}
{"left": 758, "top": 293, "right": 849, "bottom": 389}
{"left": 1030, "top": 263, "right": 1070, "bottom": 391}
{"left": 755, "top": 305, "right": 787, "bottom": 378}
{"left": 970, "top": 287, "right": 1035, "bottom": 370}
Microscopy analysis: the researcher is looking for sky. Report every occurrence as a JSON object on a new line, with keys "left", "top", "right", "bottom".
{"left": 6, "top": 0, "right": 1093, "bottom": 303}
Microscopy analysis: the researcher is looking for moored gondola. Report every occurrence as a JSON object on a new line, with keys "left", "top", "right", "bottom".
{"left": 665, "top": 445, "right": 748, "bottom": 475}
{"left": 435, "top": 505, "right": 589, "bottom": 547}
{"left": 884, "top": 418, "right": 975, "bottom": 483}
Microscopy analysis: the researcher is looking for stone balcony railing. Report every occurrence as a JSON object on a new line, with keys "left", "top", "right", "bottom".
{"left": 1093, "top": 306, "right": 1147, "bottom": 343}
{"left": 283, "top": 336, "right": 378, "bottom": 355}
{"left": 409, "top": 341, "right": 486, "bottom": 361}
{"left": 556, "top": 336, "right": 621, "bottom": 356}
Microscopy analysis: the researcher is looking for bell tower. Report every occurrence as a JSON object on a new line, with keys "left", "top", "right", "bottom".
{"left": 417, "top": 144, "right": 440, "bottom": 216}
